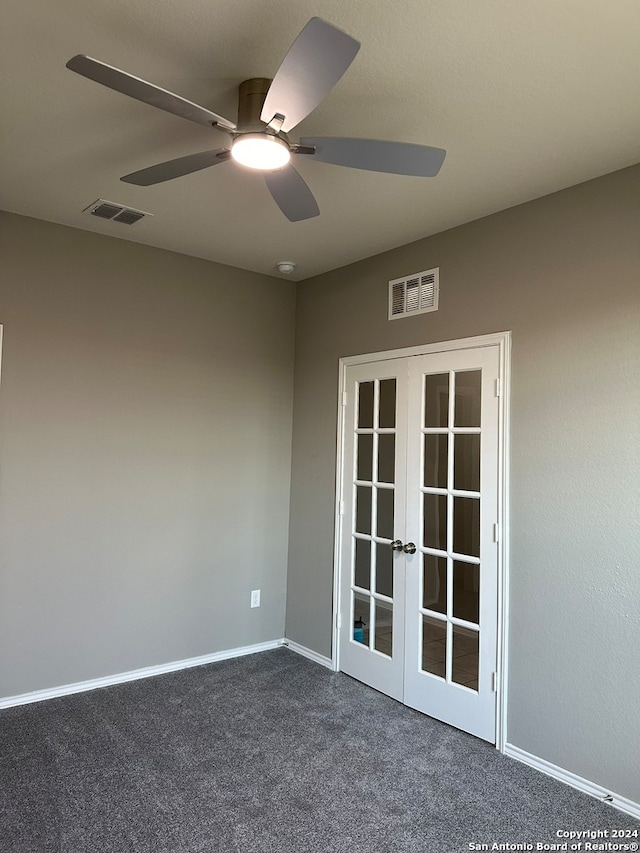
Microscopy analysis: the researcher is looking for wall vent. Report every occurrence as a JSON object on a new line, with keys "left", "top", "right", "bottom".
{"left": 388, "top": 267, "right": 439, "bottom": 320}
{"left": 83, "top": 199, "right": 153, "bottom": 225}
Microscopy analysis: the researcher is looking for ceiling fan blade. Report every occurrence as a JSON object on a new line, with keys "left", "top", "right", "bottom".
{"left": 299, "top": 137, "right": 447, "bottom": 177}
{"left": 263, "top": 164, "right": 320, "bottom": 221}
{"left": 121, "top": 149, "right": 231, "bottom": 186}
{"left": 261, "top": 18, "right": 360, "bottom": 133}
{"left": 66, "top": 55, "right": 236, "bottom": 131}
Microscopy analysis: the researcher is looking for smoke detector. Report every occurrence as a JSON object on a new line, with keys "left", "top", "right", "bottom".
{"left": 276, "top": 261, "right": 296, "bottom": 275}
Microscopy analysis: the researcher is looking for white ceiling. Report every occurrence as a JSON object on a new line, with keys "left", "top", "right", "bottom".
{"left": 2, "top": 0, "right": 639, "bottom": 281}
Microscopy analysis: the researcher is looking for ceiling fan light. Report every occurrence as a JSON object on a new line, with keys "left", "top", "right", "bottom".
{"left": 231, "top": 134, "right": 291, "bottom": 170}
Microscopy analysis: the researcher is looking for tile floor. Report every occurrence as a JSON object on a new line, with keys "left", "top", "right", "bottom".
{"left": 354, "top": 603, "right": 479, "bottom": 692}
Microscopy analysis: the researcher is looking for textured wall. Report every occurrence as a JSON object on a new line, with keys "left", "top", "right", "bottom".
{"left": 0, "top": 212, "right": 296, "bottom": 696}
{"left": 286, "top": 165, "right": 640, "bottom": 801}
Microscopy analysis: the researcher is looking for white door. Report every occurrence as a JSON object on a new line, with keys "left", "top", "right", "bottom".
{"left": 337, "top": 360, "right": 408, "bottom": 701}
{"left": 337, "top": 344, "right": 501, "bottom": 743}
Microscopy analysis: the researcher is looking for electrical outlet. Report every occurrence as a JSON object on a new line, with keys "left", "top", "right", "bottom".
{"left": 251, "top": 589, "right": 261, "bottom": 608}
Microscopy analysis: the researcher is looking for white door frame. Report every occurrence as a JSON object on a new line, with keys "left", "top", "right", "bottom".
{"left": 332, "top": 331, "right": 511, "bottom": 752}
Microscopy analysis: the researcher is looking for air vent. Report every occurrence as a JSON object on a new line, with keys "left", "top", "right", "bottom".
{"left": 112, "top": 210, "right": 145, "bottom": 225}
{"left": 389, "top": 268, "right": 439, "bottom": 320}
{"left": 83, "top": 199, "right": 153, "bottom": 226}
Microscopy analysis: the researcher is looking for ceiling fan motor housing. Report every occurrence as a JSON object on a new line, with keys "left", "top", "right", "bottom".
{"left": 232, "top": 78, "right": 292, "bottom": 170}
{"left": 237, "top": 78, "right": 274, "bottom": 132}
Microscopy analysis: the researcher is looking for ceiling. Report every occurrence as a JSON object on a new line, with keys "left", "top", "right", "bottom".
{"left": 2, "top": 0, "right": 639, "bottom": 281}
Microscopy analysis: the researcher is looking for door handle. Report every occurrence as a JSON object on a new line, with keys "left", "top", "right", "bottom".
{"left": 403, "top": 542, "right": 417, "bottom": 554}
{"left": 390, "top": 539, "right": 404, "bottom": 552}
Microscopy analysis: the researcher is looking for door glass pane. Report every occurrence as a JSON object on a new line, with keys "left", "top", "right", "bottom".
{"left": 353, "top": 592, "right": 370, "bottom": 645}
{"left": 423, "top": 493, "right": 447, "bottom": 550}
{"left": 452, "top": 625, "right": 479, "bottom": 690}
{"left": 379, "top": 378, "right": 396, "bottom": 428}
{"left": 424, "top": 433, "right": 448, "bottom": 488}
{"left": 424, "top": 373, "right": 449, "bottom": 427}
{"left": 376, "top": 487, "right": 394, "bottom": 539}
{"left": 354, "top": 538, "right": 370, "bottom": 590}
{"left": 375, "top": 542, "right": 393, "bottom": 597}
{"left": 453, "top": 496, "right": 480, "bottom": 557}
{"left": 454, "top": 370, "right": 481, "bottom": 427}
{"left": 377, "top": 434, "right": 395, "bottom": 483}
{"left": 453, "top": 561, "right": 479, "bottom": 623}
{"left": 358, "top": 381, "right": 374, "bottom": 428}
{"left": 355, "top": 486, "right": 372, "bottom": 535}
{"left": 454, "top": 433, "right": 480, "bottom": 492}
{"left": 423, "top": 554, "right": 447, "bottom": 613}
{"left": 374, "top": 601, "right": 393, "bottom": 657}
{"left": 421, "top": 615, "right": 446, "bottom": 678}
{"left": 357, "top": 433, "right": 373, "bottom": 482}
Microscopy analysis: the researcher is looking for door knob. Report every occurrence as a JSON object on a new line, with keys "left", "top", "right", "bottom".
{"left": 403, "top": 542, "right": 417, "bottom": 554}
{"left": 390, "top": 539, "right": 404, "bottom": 552}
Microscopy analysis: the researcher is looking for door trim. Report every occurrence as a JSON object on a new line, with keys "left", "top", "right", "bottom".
{"left": 332, "top": 331, "right": 511, "bottom": 752}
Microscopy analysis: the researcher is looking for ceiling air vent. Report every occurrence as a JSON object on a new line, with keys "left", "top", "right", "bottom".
{"left": 389, "top": 267, "right": 439, "bottom": 320}
{"left": 83, "top": 199, "right": 153, "bottom": 225}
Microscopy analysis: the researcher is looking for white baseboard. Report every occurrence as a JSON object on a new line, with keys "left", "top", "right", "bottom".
{"left": 0, "top": 638, "right": 335, "bottom": 710}
{"left": 0, "top": 639, "right": 285, "bottom": 709}
{"left": 282, "top": 638, "right": 334, "bottom": 670}
{"left": 504, "top": 743, "right": 640, "bottom": 821}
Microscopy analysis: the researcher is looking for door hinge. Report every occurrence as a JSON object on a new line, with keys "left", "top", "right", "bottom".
{"left": 336, "top": 612, "right": 342, "bottom": 630}
{"left": 492, "top": 671, "right": 498, "bottom": 692}
{"left": 493, "top": 522, "right": 500, "bottom": 543}
{"left": 341, "top": 391, "right": 348, "bottom": 407}
{"left": 495, "top": 378, "right": 501, "bottom": 398}
{"left": 338, "top": 500, "right": 345, "bottom": 516}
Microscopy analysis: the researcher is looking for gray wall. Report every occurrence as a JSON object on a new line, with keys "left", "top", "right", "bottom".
{"left": 0, "top": 211, "right": 296, "bottom": 696}
{"left": 286, "top": 165, "right": 640, "bottom": 801}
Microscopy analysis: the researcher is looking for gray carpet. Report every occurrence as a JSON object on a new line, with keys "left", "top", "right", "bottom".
{"left": 1, "top": 648, "right": 637, "bottom": 852}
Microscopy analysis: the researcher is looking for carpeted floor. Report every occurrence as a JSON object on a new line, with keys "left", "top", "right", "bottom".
{"left": 1, "top": 648, "right": 637, "bottom": 852}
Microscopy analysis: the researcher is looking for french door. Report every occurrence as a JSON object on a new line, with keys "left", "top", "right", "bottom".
{"left": 337, "top": 343, "right": 502, "bottom": 742}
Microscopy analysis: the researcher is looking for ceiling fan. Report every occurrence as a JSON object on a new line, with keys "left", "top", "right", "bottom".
{"left": 66, "top": 17, "right": 446, "bottom": 222}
